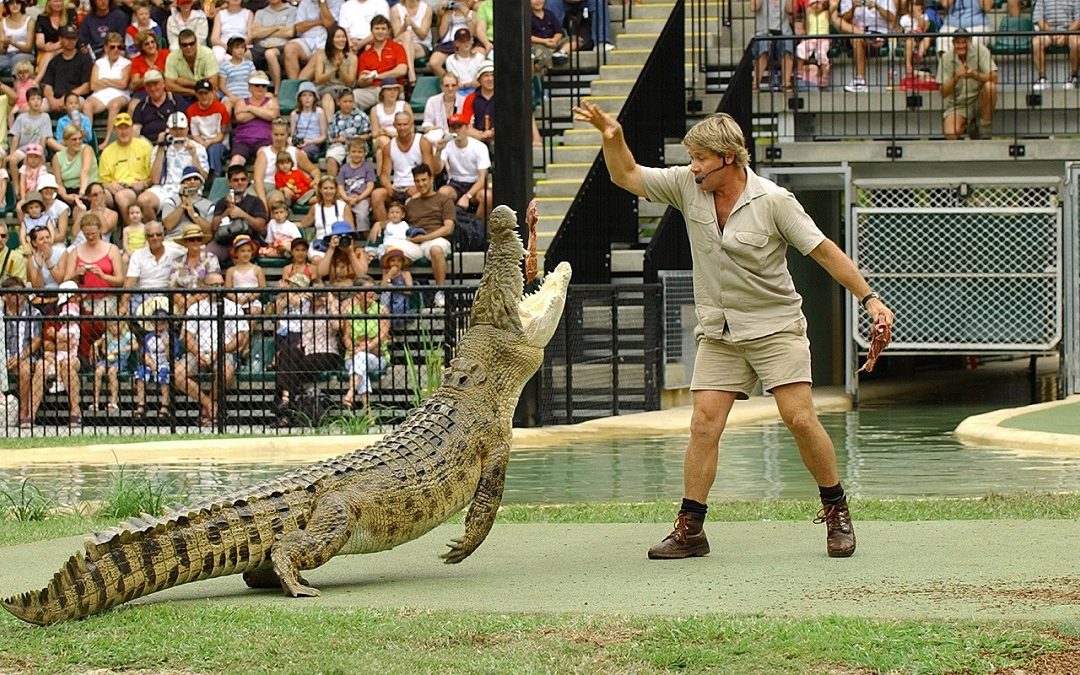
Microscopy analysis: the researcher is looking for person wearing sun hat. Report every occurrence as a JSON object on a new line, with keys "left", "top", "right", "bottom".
{"left": 139, "top": 111, "right": 209, "bottom": 219}
{"left": 99, "top": 111, "right": 155, "bottom": 225}
{"left": 162, "top": 166, "right": 214, "bottom": 247}
{"left": 229, "top": 69, "right": 282, "bottom": 168}
{"left": 132, "top": 68, "right": 181, "bottom": 144}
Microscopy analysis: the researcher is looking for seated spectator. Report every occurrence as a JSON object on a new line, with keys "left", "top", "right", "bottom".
{"left": 436, "top": 113, "right": 492, "bottom": 219}
{"left": 370, "top": 199, "right": 420, "bottom": 258}
{"left": 296, "top": 288, "right": 344, "bottom": 416}
{"left": 2, "top": 275, "right": 43, "bottom": 427}
{"left": 312, "top": 25, "right": 358, "bottom": 116}
{"left": 85, "top": 31, "right": 132, "bottom": 145}
{"left": 224, "top": 233, "right": 266, "bottom": 314}
{"left": 370, "top": 111, "right": 436, "bottom": 223}
{"left": 274, "top": 152, "right": 315, "bottom": 206}
{"left": 125, "top": 1, "right": 163, "bottom": 58}
{"left": 43, "top": 291, "right": 83, "bottom": 427}
{"left": 128, "top": 28, "right": 170, "bottom": 104}
{"left": 139, "top": 112, "right": 209, "bottom": 217}
{"left": 1031, "top": 0, "right": 1080, "bottom": 90}
{"left": 560, "top": 0, "right": 614, "bottom": 52}
{"left": 14, "top": 144, "right": 47, "bottom": 208}
{"left": 36, "top": 175, "right": 71, "bottom": 244}
{"left": 63, "top": 213, "right": 124, "bottom": 361}
{"left": 230, "top": 71, "right": 280, "bottom": 168}
{"left": 53, "top": 122, "right": 100, "bottom": 215}
{"left": 899, "top": 0, "right": 936, "bottom": 78}
{"left": 0, "top": 222, "right": 28, "bottom": 284}
{"left": 133, "top": 308, "right": 172, "bottom": 420}
{"left": 209, "top": 165, "right": 269, "bottom": 261}
{"left": 169, "top": 222, "right": 221, "bottom": 310}
{"left": 303, "top": 178, "right": 357, "bottom": 260}
{"left": 121, "top": 202, "right": 152, "bottom": 261}
{"left": 839, "top": 0, "right": 896, "bottom": 93}
{"left": 0, "top": 0, "right": 33, "bottom": 74}
{"left": 262, "top": 198, "right": 303, "bottom": 257}
{"left": 939, "top": 28, "right": 997, "bottom": 139}
{"left": 6, "top": 88, "right": 52, "bottom": 183}
{"left": 2, "top": 61, "right": 42, "bottom": 128}
{"left": 251, "top": 0, "right": 296, "bottom": 93}
{"left": 750, "top": 0, "right": 794, "bottom": 92}
{"left": 460, "top": 60, "right": 494, "bottom": 144}
{"left": 291, "top": 81, "right": 328, "bottom": 163}
{"left": 165, "top": 28, "right": 220, "bottom": 107}
{"left": 51, "top": 93, "right": 94, "bottom": 154}
{"left": 281, "top": 237, "right": 318, "bottom": 285}
{"left": 369, "top": 80, "right": 407, "bottom": 169}
{"left": 937, "top": 0, "right": 992, "bottom": 55}
{"left": 392, "top": 0, "right": 435, "bottom": 85}
{"left": 165, "top": 0, "right": 209, "bottom": 51}
{"left": 317, "top": 222, "right": 368, "bottom": 285}
{"left": 427, "top": 0, "right": 478, "bottom": 77}
{"left": 175, "top": 271, "right": 249, "bottom": 426}
{"left": 219, "top": 36, "right": 255, "bottom": 111}
{"left": 354, "top": 15, "right": 408, "bottom": 109}
{"left": 340, "top": 274, "right": 389, "bottom": 409}
{"left": 132, "top": 68, "right": 180, "bottom": 145}
{"left": 71, "top": 182, "right": 119, "bottom": 246}
{"left": 210, "top": 0, "right": 253, "bottom": 64}
{"left": 326, "top": 90, "right": 371, "bottom": 177}
{"left": 379, "top": 243, "right": 413, "bottom": 289}
{"left": 25, "top": 224, "right": 69, "bottom": 291}
{"left": 283, "top": 0, "right": 344, "bottom": 80}
{"left": 795, "top": 0, "right": 831, "bottom": 89}
{"left": 121, "top": 220, "right": 181, "bottom": 315}
{"left": 446, "top": 27, "right": 486, "bottom": 93}
{"left": 80, "top": 0, "right": 129, "bottom": 58}
{"left": 18, "top": 190, "right": 51, "bottom": 248}
{"left": 99, "top": 112, "right": 154, "bottom": 224}
{"left": 402, "top": 163, "right": 454, "bottom": 306}
{"left": 253, "top": 117, "right": 317, "bottom": 205}
{"left": 92, "top": 317, "right": 135, "bottom": 415}
{"left": 162, "top": 166, "right": 213, "bottom": 242}
{"left": 271, "top": 271, "right": 310, "bottom": 426}
{"left": 34, "top": 0, "right": 77, "bottom": 81}
{"left": 40, "top": 24, "right": 92, "bottom": 113}
{"left": 337, "top": 137, "right": 376, "bottom": 230}
{"left": 421, "top": 73, "right": 465, "bottom": 141}
{"left": 339, "top": 0, "right": 391, "bottom": 53}
{"left": 530, "top": 2, "right": 570, "bottom": 76}
{"left": 187, "top": 79, "right": 231, "bottom": 183}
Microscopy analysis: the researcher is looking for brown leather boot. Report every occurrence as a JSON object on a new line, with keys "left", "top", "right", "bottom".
{"left": 647, "top": 512, "right": 710, "bottom": 559}
{"left": 815, "top": 497, "right": 856, "bottom": 558}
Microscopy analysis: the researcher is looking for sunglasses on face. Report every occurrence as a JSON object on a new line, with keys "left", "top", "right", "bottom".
{"left": 146, "top": 232, "right": 164, "bottom": 238}
{"left": 180, "top": 41, "right": 196, "bottom": 47}
{"left": 107, "top": 44, "right": 121, "bottom": 50}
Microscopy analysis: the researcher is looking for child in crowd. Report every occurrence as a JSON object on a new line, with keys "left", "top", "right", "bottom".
{"left": 19, "top": 191, "right": 50, "bottom": 248}
{"left": 37, "top": 174, "right": 71, "bottom": 244}
{"left": 92, "top": 319, "right": 135, "bottom": 414}
{"left": 211, "top": 0, "right": 253, "bottom": 64}
{"left": 280, "top": 238, "right": 317, "bottom": 286}
{"left": 225, "top": 234, "right": 267, "bottom": 314}
{"left": 900, "top": 0, "right": 937, "bottom": 77}
{"left": 325, "top": 90, "right": 371, "bottom": 178}
{"left": 368, "top": 80, "right": 405, "bottom": 171}
{"left": 219, "top": 36, "right": 254, "bottom": 111}
{"left": 125, "top": 0, "right": 162, "bottom": 57}
{"left": 341, "top": 277, "right": 389, "bottom": 410}
{"left": 370, "top": 200, "right": 412, "bottom": 253}
{"left": 51, "top": 93, "right": 94, "bottom": 153}
{"left": 134, "top": 308, "right": 172, "bottom": 419}
{"left": 46, "top": 296, "right": 83, "bottom": 423}
{"left": 122, "top": 203, "right": 150, "bottom": 262}
{"left": 274, "top": 152, "right": 313, "bottom": 206}
{"left": 445, "top": 27, "right": 486, "bottom": 95}
{"left": 7, "top": 88, "right": 52, "bottom": 179}
{"left": 16, "top": 144, "right": 47, "bottom": 204}
{"left": 379, "top": 246, "right": 413, "bottom": 329}
{"left": 290, "top": 81, "right": 328, "bottom": 163}
{"left": 795, "top": 0, "right": 831, "bottom": 89}
{"left": 337, "top": 138, "right": 376, "bottom": 233}
{"left": 261, "top": 198, "right": 303, "bottom": 257}
{"left": 2, "top": 60, "right": 41, "bottom": 127}
{"left": 273, "top": 272, "right": 310, "bottom": 421}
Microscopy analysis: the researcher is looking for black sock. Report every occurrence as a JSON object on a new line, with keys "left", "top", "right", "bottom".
{"left": 819, "top": 483, "right": 845, "bottom": 504}
{"left": 680, "top": 498, "right": 708, "bottom": 521}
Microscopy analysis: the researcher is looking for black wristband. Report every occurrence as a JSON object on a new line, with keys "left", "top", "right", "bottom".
{"left": 860, "top": 291, "right": 880, "bottom": 308}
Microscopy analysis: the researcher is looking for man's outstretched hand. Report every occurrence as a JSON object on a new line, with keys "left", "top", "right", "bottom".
{"left": 573, "top": 100, "right": 622, "bottom": 140}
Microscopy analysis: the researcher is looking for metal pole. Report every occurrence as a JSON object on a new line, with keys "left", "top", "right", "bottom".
{"left": 492, "top": 0, "right": 534, "bottom": 240}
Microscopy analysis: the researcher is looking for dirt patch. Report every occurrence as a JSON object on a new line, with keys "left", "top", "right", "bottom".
{"left": 993, "top": 634, "right": 1080, "bottom": 675}
{"left": 536, "top": 626, "right": 647, "bottom": 648}
{"left": 813, "top": 577, "right": 1080, "bottom": 610}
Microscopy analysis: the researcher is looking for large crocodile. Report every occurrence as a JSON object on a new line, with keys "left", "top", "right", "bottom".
{"left": 3, "top": 205, "right": 572, "bottom": 626}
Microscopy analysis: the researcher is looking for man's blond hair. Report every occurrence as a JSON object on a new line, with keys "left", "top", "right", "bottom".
{"left": 682, "top": 113, "right": 749, "bottom": 168}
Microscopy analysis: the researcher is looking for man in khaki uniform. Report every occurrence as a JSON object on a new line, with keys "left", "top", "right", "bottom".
{"left": 938, "top": 28, "right": 998, "bottom": 140}
{"left": 574, "top": 102, "right": 894, "bottom": 560}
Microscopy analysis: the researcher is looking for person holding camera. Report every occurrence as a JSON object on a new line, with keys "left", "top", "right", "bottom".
{"left": 99, "top": 112, "right": 155, "bottom": 226}
{"left": 162, "top": 166, "right": 213, "bottom": 242}
{"left": 301, "top": 175, "right": 357, "bottom": 262}
{"left": 315, "top": 220, "right": 369, "bottom": 285}
{"left": 435, "top": 112, "right": 491, "bottom": 219}
{"left": 209, "top": 164, "right": 269, "bottom": 263}
{"left": 138, "top": 111, "right": 209, "bottom": 219}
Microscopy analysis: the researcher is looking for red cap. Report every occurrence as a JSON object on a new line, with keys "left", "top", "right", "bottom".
{"left": 448, "top": 113, "right": 468, "bottom": 127}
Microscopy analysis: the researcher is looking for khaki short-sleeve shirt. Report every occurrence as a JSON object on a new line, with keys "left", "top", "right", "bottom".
{"left": 640, "top": 165, "right": 826, "bottom": 341}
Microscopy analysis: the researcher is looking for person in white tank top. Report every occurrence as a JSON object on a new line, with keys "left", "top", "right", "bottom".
{"left": 370, "top": 110, "right": 435, "bottom": 224}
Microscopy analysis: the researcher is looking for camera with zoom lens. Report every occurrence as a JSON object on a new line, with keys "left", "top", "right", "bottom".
{"left": 182, "top": 186, "right": 198, "bottom": 198}
{"left": 161, "top": 132, "right": 174, "bottom": 146}
{"left": 292, "top": 135, "right": 304, "bottom": 147}
{"left": 338, "top": 235, "right": 352, "bottom": 248}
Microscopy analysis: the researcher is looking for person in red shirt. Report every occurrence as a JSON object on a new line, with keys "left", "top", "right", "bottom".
{"left": 274, "top": 152, "right": 314, "bottom": 206}
{"left": 187, "top": 79, "right": 231, "bottom": 182}
{"left": 354, "top": 15, "right": 407, "bottom": 110}
{"left": 129, "top": 28, "right": 170, "bottom": 106}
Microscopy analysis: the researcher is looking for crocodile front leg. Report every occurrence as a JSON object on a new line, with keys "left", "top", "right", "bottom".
{"left": 270, "top": 493, "right": 353, "bottom": 596}
{"left": 441, "top": 437, "right": 509, "bottom": 564}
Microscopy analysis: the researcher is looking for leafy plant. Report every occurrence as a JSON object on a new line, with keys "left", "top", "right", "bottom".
{"left": 97, "top": 465, "right": 185, "bottom": 519}
{"left": 0, "top": 477, "right": 54, "bottom": 521}
{"left": 404, "top": 324, "right": 444, "bottom": 407}
{"left": 322, "top": 406, "right": 381, "bottom": 435}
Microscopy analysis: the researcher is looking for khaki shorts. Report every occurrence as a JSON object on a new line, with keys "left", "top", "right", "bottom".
{"left": 690, "top": 318, "right": 812, "bottom": 399}
{"left": 943, "top": 97, "right": 979, "bottom": 122}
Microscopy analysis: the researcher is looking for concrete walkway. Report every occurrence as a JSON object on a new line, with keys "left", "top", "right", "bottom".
{"left": 3, "top": 520, "right": 1079, "bottom": 622}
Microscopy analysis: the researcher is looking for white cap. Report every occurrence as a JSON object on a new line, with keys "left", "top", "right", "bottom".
{"left": 36, "top": 173, "right": 58, "bottom": 191}
{"left": 57, "top": 280, "right": 79, "bottom": 305}
{"left": 167, "top": 111, "right": 188, "bottom": 129}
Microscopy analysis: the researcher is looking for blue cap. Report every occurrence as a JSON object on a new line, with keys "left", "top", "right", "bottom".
{"left": 181, "top": 166, "right": 204, "bottom": 183}
{"left": 298, "top": 81, "right": 317, "bottom": 96}
{"left": 327, "top": 221, "right": 355, "bottom": 238}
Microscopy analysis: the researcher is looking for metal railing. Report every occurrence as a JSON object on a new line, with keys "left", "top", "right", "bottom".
{"left": 545, "top": 0, "right": 687, "bottom": 283}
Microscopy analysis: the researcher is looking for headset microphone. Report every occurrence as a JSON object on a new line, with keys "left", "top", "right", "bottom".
{"left": 694, "top": 166, "right": 722, "bottom": 185}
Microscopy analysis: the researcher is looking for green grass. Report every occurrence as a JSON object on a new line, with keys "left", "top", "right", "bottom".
{"left": 0, "top": 605, "right": 1074, "bottom": 674}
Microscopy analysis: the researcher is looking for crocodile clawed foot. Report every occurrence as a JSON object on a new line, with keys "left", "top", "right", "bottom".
{"left": 440, "top": 538, "right": 471, "bottom": 564}
{"left": 282, "top": 580, "right": 321, "bottom": 597}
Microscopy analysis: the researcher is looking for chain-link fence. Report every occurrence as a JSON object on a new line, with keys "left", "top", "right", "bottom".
{"left": 851, "top": 178, "right": 1063, "bottom": 361}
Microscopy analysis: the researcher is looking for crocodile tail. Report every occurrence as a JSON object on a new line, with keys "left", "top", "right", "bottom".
{"left": 3, "top": 487, "right": 315, "bottom": 625}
